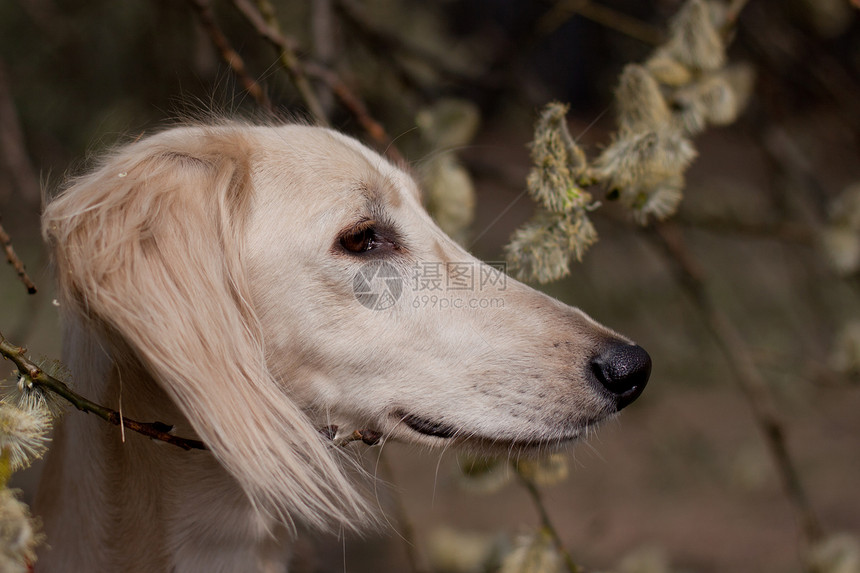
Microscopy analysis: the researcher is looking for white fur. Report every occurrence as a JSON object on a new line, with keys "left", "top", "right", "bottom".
{"left": 36, "top": 123, "right": 633, "bottom": 572}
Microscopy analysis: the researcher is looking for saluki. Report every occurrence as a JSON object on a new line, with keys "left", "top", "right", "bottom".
{"left": 35, "top": 123, "right": 650, "bottom": 572}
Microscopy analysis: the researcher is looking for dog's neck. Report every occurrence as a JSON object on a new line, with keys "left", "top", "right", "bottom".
{"left": 34, "top": 322, "right": 293, "bottom": 572}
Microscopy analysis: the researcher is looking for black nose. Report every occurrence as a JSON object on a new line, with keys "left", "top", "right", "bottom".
{"left": 590, "top": 343, "right": 651, "bottom": 410}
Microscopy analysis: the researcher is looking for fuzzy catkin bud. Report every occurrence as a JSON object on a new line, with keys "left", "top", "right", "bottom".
{"left": 505, "top": 216, "right": 571, "bottom": 284}
{"left": 822, "top": 182, "right": 860, "bottom": 275}
{"left": 829, "top": 322, "right": 860, "bottom": 377}
{"left": 822, "top": 227, "right": 860, "bottom": 276}
{"left": 664, "top": 0, "right": 726, "bottom": 72}
{"left": 457, "top": 455, "right": 512, "bottom": 494}
{"left": 508, "top": 103, "right": 599, "bottom": 282}
{"left": 527, "top": 102, "right": 590, "bottom": 213}
{"left": 417, "top": 99, "right": 480, "bottom": 244}
{"left": 645, "top": 48, "right": 694, "bottom": 87}
{"left": 616, "top": 64, "right": 672, "bottom": 134}
{"left": 0, "top": 403, "right": 50, "bottom": 478}
{"left": 499, "top": 530, "right": 562, "bottom": 573}
{"left": 631, "top": 174, "right": 686, "bottom": 223}
{"left": 806, "top": 533, "right": 860, "bottom": 573}
{"left": 0, "top": 489, "right": 43, "bottom": 572}
{"left": 669, "top": 65, "right": 755, "bottom": 135}
{"left": 6, "top": 362, "right": 69, "bottom": 421}
{"left": 594, "top": 130, "right": 697, "bottom": 191}
{"left": 721, "top": 64, "right": 756, "bottom": 119}
{"left": 829, "top": 183, "right": 860, "bottom": 229}
{"left": 698, "top": 75, "right": 739, "bottom": 125}
{"left": 514, "top": 454, "right": 569, "bottom": 486}
{"left": 427, "top": 527, "right": 502, "bottom": 573}
{"left": 505, "top": 210, "right": 597, "bottom": 283}
{"left": 416, "top": 98, "right": 480, "bottom": 150}
{"left": 423, "top": 155, "right": 476, "bottom": 244}
{"left": 671, "top": 93, "right": 708, "bottom": 136}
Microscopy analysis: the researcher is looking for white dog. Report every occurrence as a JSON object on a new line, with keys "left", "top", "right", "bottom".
{"left": 35, "top": 123, "right": 650, "bottom": 572}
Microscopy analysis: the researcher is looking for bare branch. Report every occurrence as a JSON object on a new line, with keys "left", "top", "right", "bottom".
{"left": 539, "top": 0, "right": 664, "bottom": 46}
{"left": 311, "top": 0, "right": 337, "bottom": 115}
{"left": 0, "top": 332, "right": 205, "bottom": 450}
{"left": 0, "top": 339, "right": 384, "bottom": 455}
{"left": 0, "top": 59, "right": 42, "bottom": 206}
{"left": 0, "top": 217, "right": 37, "bottom": 295}
{"left": 304, "top": 63, "right": 406, "bottom": 164}
{"left": 229, "top": 0, "right": 406, "bottom": 164}
{"left": 184, "top": 0, "right": 274, "bottom": 113}
{"left": 320, "top": 425, "right": 382, "bottom": 446}
{"left": 649, "top": 222, "right": 824, "bottom": 546}
{"left": 515, "top": 466, "right": 585, "bottom": 573}
{"left": 334, "top": 0, "right": 479, "bottom": 84}
{"left": 231, "top": 0, "right": 329, "bottom": 124}
{"left": 377, "top": 451, "right": 431, "bottom": 573}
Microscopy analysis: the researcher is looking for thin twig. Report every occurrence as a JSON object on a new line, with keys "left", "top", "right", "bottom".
{"left": 539, "top": 0, "right": 664, "bottom": 46}
{"left": 648, "top": 223, "right": 824, "bottom": 546}
{"left": 0, "top": 333, "right": 387, "bottom": 453}
{"left": 377, "top": 451, "right": 430, "bottom": 573}
{"left": 228, "top": 0, "right": 406, "bottom": 164}
{"left": 0, "top": 332, "right": 206, "bottom": 450}
{"left": 0, "top": 330, "right": 388, "bottom": 454}
{"left": 185, "top": 0, "right": 274, "bottom": 113}
{"left": 330, "top": 427, "right": 383, "bottom": 447}
{"left": 0, "top": 218, "right": 37, "bottom": 294}
{"left": 740, "top": 3, "right": 860, "bottom": 141}
{"left": 673, "top": 215, "right": 813, "bottom": 245}
{"left": 335, "top": 0, "right": 479, "bottom": 84}
{"left": 515, "top": 467, "right": 584, "bottom": 573}
{"left": 0, "top": 59, "right": 42, "bottom": 206}
{"left": 311, "top": 0, "right": 337, "bottom": 115}
{"left": 304, "top": 62, "right": 406, "bottom": 165}
{"left": 231, "top": 0, "right": 329, "bottom": 124}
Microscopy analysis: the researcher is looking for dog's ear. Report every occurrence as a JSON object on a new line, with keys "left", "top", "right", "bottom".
{"left": 43, "top": 127, "right": 372, "bottom": 531}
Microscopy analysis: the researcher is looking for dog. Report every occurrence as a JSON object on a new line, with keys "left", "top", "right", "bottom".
{"left": 35, "top": 123, "right": 650, "bottom": 572}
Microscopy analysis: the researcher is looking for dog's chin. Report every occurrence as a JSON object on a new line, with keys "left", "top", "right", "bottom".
{"left": 392, "top": 410, "right": 610, "bottom": 450}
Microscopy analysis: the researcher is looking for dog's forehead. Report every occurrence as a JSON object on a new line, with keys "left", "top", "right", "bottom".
{"left": 244, "top": 125, "right": 426, "bottom": 242}
{"left": 258, "top": 125, "right": 418, "bottom": 201}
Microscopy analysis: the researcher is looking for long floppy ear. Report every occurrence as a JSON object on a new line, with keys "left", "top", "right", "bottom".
{"left": 42, "top": 126, "right": 372, "bottom": 531}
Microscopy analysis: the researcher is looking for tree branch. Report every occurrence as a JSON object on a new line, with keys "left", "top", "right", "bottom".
{"left": 230, "top": 0, "right": 329, "bottom": 125}
{"left": 515, "top": 467, "right": 585, "bottom": 573}
{"left": 0, "top": 218, "right": 37, "bottom": 295}
{"left": 304, "top": 63, "right": 406, "bottom": 164}
{"left": 319, "top": 425, "right": 383, "bottom": 446}
{"left": 310, "top": 0, "right": 337, "bottom": 115}
{"left": 184, "top": 0, "right": 274, "bottom": 113}
{"left": 0, "top": 334, "right": 385, "bottom": 454}
{"left": 538, "top": 0, "right": 664, "bottom": 46}
{"left": 334, "top": 0, "right": 479, "bottom": 85}
{"left": 377, "top": 450, "right": 430, "bottom": 573}
{"left": 229, "top": 0, "right": 406, "bottom": 164}
{"left": 648, "top": 223, "right": 823, "bottom": 546}
{"left": 0, "top": 332, "right": 206, "bottom": 450}
{"left": 0, "top": 59, "right": 42, "bottom": 206}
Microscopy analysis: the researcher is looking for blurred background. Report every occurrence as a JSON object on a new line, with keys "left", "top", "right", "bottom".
{"left": 1, "top": 0, "right": 859, "bottom": 571}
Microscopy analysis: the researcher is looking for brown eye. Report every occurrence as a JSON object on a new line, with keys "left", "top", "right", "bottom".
{"left": 340, "top": 227, "right": 377, "bottom": 253}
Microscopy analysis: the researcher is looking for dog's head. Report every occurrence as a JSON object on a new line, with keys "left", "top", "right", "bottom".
{"left": 43, "top": 123, "right": 650, "bottom": 530}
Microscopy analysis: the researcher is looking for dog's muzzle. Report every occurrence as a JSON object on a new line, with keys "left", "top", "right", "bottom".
{"left": 589, "top": 342, "right": 652, "bottom": 410}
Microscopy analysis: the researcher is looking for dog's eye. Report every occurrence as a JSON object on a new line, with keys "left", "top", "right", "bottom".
{"left": 340, "top": 227, "right": 377, "bottom": 253}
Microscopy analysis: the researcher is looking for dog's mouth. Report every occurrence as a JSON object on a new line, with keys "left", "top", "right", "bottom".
{"left": 399, "top": 412, "right": 458, "bottom": 439}
{"left": 394, "top": 410, "right": 604, "bottom": 448}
